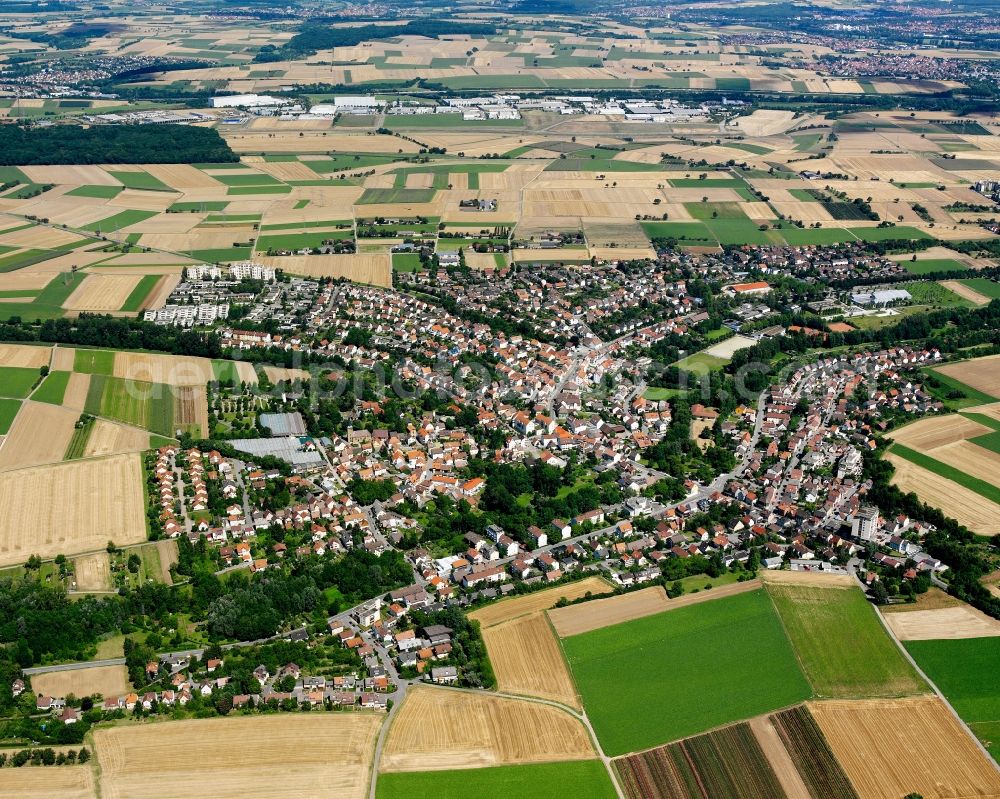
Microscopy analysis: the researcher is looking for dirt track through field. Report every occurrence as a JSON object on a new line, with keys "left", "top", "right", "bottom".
{"left": 748, "top": 715, "right": 812, "bottom": 799}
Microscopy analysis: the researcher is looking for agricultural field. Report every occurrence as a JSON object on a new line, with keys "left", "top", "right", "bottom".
{"left": 0, "top": 400, "right": 78, "bottom": 470}
{"left": 72, "top": 551, "right": 112, "bottom": 592}
{"left": 380, "top": 686, "right": 595, "bottom": 772}
{"left": 613, "top": 721, "right": 788, "bottom": 799}
{"left": 0, "top": 766, "right": 95, "bottom": 799}
{"left": 882, "top": 603, "right": 1000, "bottom": 641}
{"left": 481, "top": 612, "right": 579, "bottom": 708}
{"left": 765, "top": 580, "right": 927, "bottom": 698}
{"left": 468, "top": 575, "right": 611, "bottom": 628}
{"left": 563, "top": 588, "right": 811, "bottom": 755}
{"left": 0, "top": 453, "right": 146, "bottom": 566}
{"left": 766, "top": 707, "right": 859, "bottom": 799}
{"left": 905, "top": 637, "right": 1000, "bottom": 759}
{"left": 29, "top": 663, "right": 131, "bottom": 699}
{"left": 376, "top": 761, "right": 616, "bottom": 799}
{"left": 809, "top": 697, "right": 1000, "bottom": 799}
{"left": 95, "top": 714, "right": 382, "bottom": 799}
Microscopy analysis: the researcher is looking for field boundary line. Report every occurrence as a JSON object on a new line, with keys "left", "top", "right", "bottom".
{"left": 874, "top": 604, "right": 1000, "bottom": 771}
{"left": 761, "top": 580, "right": 817, "bottom": 698}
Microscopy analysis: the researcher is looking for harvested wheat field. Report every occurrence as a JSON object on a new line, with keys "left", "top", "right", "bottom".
{"left": 881, "top": 587, "right": 961, "bottom": 613}
{"left": 96, "top": 714, "right": 381, "bottom": 799}
{"left": 809, "top": 697, "right": 1000, "bottom": 799}
{"left": 114, "top": 351, "right": 214, "bottom": 387}
{"left": 0, "top": 765, "right": 95, "bottom": 799}
{"left": 153, "top": 539, "right": 178, "bottom": 584}
{"left": 254, "top": 253, "right": 391, "bottom": 287}
{"left": 73, "top": 551, "right": 112, "bottom": 592}
{"left": 889, "top": 414, "right": 992, "bottom": 451}
{"left": 883, "top": 605, "right": 1000, "bottom": 641}
{"left": 262, "top": 365, "right": 311, "bottom": 383}
{"left": 0, "top": 453, "right": 145, "bottom": 566}
{"left": 62, "top": 273, "right": 145, "bottom": 312}
{"left": 469, "top": 575, "right": 612, "bottom": 628}
{"left": 83, "top": 419, "right": 151, "bottom": 458}
{"left": 0, "top": 401, "right": 77, "bottom": 471}
{"left": 935, "top": 355, "right": 1000, "bottom": 401}
{"left": 31, "top": 663, "right": 131, "bottom": 699}
{"left": 929, "top": 441, "right": 1000, "bottom": 489}
{"left": 482, "top": 613, "right": 579, "bottom": 708}
{"left": 51, "top": 346, "right": 76, "bottom": 371}
{"left": 62, "top": 372, "right": 91, "bottom": 412}
{"left": 886, "top": 452, "right": 1000, "bottom": 536}
{"left": 760, "top": 570, "right": 855, "bottom": 588}
{"left": 0, "top": 343, "right": 51, "bottom": 368}
{"left": 549, "top": 586, "right": 670, "bottom": 637}
{"left": 381, "top": 686, "right": 594, "bottom": 772}
{"left": 143, "top": 274, "right": 181, "bottom": 310}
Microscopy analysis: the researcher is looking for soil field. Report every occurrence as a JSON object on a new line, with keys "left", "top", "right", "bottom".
{"left": 96, "top": 713, "right": 382, "bottom": 799}
{"left": 809, "top": 697, "right": 1000, "bottom": 799}
{"left": 30, "top": 663, "right": 131, "bottom": 698}
{"left": 0, "top": 453, "right": 145, "bottom": 566}
{"left": 0, "top": 765, "right": 95, "bottom": 799}
{"left": 934, "top": 355, "right": 1000, "bottom": 401}
{"left": 613, "top": 721, "right": 789, "bottom": 799}
{"left": 549, "top": 586, "right": 670, "bottom": 636}
{"left": 883, "top": 605, "right": 1000, "bottom": 640}
{"left": 73, "top": 551, "right": 112, "bottom": 592}
{"left": 481, "top": 613, "right": 579, "bottom": 708}
{"left": 62, "top": 273, "right": 143, "bottom": 312}
{"left": 549, "top": 580, "right": 762, "bottom": 637}
{"left": 469, "top": 576, "right": 612, "bottom": 628}
{"left": 0, "top": 343, "right": 51, "bottom": 368}
{"left": 766, "top": 583, "right": 926, "bottom": 699}
{"left": 380, "top": 686, "right": 595, "bottom": 772}
{"left": 885, "top": 452, "right": 1000, "bottom": 535}
{"left": 0, "top": 400, "right": 77, "bottom": 470}
{"left": 82, "top": 419, "right": 151, "bottom": 458}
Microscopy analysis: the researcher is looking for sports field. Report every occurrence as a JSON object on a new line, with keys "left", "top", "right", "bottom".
{"left": 766, "top": 582, "right": 926, "bottom": 698}
{"left": 563, "top": 589, "right": 811, "bottom": 755}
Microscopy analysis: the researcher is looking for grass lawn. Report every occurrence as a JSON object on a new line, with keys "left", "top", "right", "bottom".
{"left": 643, "top": 386, "right": 684, "bottom": 400}
{"left": 376, "top": 761, "right": 616, "bottom": 799}
{"left": 779, "top": 227, "right": 858, "bottom": 246}
{"left": 906, "top": 637, "right": 1000, "bottom": 760}
{"left": 563, "top": 589, "right": 810, "bottom": 755}
{"left": 849, "top": 226, "right": 932, "bottom": 242}
{"left": 890, "top": 443, "right": 1000, "bottom": 505}
{"left": 0, "top": 398, "right": 20, "bottom": 434}
{"left": 675, "top": 351, "right": 728, "bottom": 372}
{"left": 767, "top": 582, "right": 926, "bottom": 699}
{"left": 31, "top": 370, "right": 70, "bottom": 404}
{"left": 392, "top": 252, "right": 423, "bottom": 272}
{"left": 74, "top": 348, "right": 116, "bottom": 375}
{"left": 65, "top": 184, "right": 124, "bottom": 199}
{"left": 0, "top": 365, "right": 41, "bottom": 398}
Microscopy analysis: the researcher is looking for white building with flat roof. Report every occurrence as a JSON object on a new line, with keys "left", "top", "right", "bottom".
{"left": 210, "top": 94, "right": 284, "bottom": 108}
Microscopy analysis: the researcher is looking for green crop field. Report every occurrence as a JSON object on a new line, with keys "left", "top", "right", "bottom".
{"left": 170, "top": 200, "right": 229, "bottom": 212}
{"left": 925, "top": 367, "right": 1000, "bottom": 408}
{"left": 214, "top": 172, "right": 282, "bottom": 186}
{"left": 212, "top": 359, "right": 247, "bottom": 385}
{"left": 563, "top": 589, "right": 810, "bottom": 755}
{"left": 675, "top": 351, "right": 728, "bottom": 372}
{"left": 0, "top": 366, "right": 41, "bottom": 398}
{"left": 891, "top": 443, "right": 1000, "bottom": 505}
{"left": 960, "top": 278, "right": 1000, "bottom": 299}
{"left": 0, "top": 270, "right": 85, "bottom": 321}
{"left": 31, "top": 370, "right": 70, "bottom": 404}
{"left": 767, "top": 583, "right": 926, "bottom": 698}
{"left": 357, "top": 188, "right": 437, "bottom": 204}
{"left": 0, "top": 398, "right": 20, "bottom": 434}
{"left": 376, "top": 761, "right": 616, "bottom": 799}
{"left": 226, "top": 185, "right": 292, "bottom": 195}
{"left": 65, "top": 184, "right": 124, "bottom": 199}
{"left": 119, "top": 275, "right": 161, "bottom": 312}
{"left": 85, "top": 374, "right": 174, "bottom": 436}
{"left": 108, "top": 170, "right": 172, "bottom": 192}
{"left": 81, "top": 209, "right": 158, "bottom": 233}
{"left": 906, "top": 637, "right": 1000, "bottom": 759}
{"left": 902, "top": 258, "right": 970, "bottom": 275}
{"left": 906, "top": 280, "right": 974, "bottom": 309}
{"left": 64, "top": 418, "right": 94, "bottom": 460}
{"left": 850, "top": 226, "right": 932, "bottom": 242}
{"left": 74, "top": 348, "right": 116, "bottom": 375}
